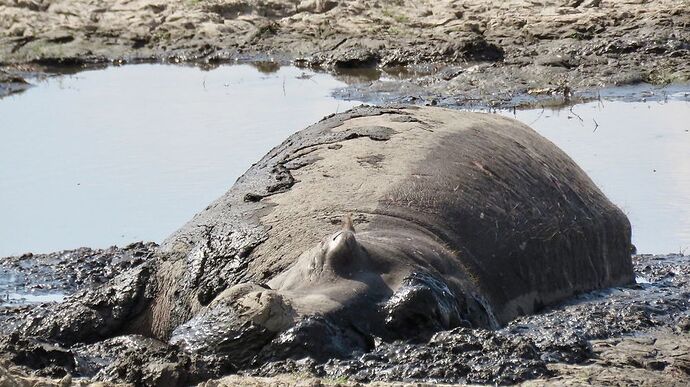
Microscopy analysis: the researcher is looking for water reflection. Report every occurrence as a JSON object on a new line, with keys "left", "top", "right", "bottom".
{"left": 250, "top": 61, "right": 281, "bottom": 74}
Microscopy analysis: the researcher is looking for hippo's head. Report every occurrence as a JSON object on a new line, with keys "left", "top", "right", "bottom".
{"left": 171, "top": 216, "right": 479, "bottom": 364}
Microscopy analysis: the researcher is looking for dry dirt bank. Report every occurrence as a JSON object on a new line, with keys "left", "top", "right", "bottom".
{"left": 0, "top": 0, "right": 689, "bottom": 105}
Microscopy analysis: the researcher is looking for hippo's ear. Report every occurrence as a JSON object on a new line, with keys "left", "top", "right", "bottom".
{"left": 322, "top": 215, "right": 361, "bottom": 272}
{"left": 342, "top": 214, "right": 355, "bottom": 233}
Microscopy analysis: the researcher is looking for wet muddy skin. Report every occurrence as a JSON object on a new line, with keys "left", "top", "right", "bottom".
{"left": 504, "top": 97, "right": 690, "bottom": 254}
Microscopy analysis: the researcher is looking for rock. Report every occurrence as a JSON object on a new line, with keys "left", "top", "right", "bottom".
{"left": 298, "top": 0, "right": 338, "bottom": 14}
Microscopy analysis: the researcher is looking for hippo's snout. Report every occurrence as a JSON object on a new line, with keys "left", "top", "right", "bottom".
{"left": 169, "top": 283, "right": 295, "bottom": 364}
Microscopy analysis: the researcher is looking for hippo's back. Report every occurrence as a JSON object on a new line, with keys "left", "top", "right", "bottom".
{"left": 160, "top": 106, "right": 633, "bottom": 330}
{"left": 371, "top": 108, "right": 633, "bottom": 323}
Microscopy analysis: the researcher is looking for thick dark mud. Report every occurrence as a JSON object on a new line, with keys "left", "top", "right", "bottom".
{"left": 0, "top": 242, "right": 157, "bottom": 308}
{"left": 0, "top": 253, "right": 688, "bottom": 385}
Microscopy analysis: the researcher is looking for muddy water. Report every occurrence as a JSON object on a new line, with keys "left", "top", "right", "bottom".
{"left": 0, "top": 64, "right": 360, "bottom": 256}
{"left": 504, "top": 98, "right": 690, "bottom": 254}
{"left": 0, "top": 65, "right": 688, "bottom": 257}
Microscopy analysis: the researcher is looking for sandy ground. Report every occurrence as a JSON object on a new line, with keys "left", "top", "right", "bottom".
{"left": 1, "top": 0, "right": 689, "bottom": 105}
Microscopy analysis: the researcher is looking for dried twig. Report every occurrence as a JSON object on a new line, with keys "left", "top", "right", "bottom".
{"left": 529, "top": 107, "right": 545, "bottom": 126}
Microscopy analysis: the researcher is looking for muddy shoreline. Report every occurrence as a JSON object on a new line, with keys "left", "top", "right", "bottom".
{"left": 1, "top": 0, "right": 689, "bottom": 107}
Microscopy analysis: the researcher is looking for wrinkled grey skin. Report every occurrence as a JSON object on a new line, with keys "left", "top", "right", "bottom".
{"left": 1, "top": 106, "right": 634, "bottom": 384}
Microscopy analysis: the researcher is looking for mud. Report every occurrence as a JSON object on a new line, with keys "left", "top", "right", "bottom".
{"left": 0, "top": 242, "right": 157, "bottom": 308}
{"left": 1, "top": 253, "right": 688, "bottom": 386}
{"left": 0, "top": 67, "right": 30, "bottom": 96}
{"left": 1, "top": 0, "right": 689, "bottom": 106}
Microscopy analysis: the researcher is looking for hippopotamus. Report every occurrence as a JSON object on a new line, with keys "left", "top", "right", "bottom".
{"left": 5, "top": 106, "right": 634, "bottom": 373}
{"left": 154, "top": 105, "right": 633, "bottom": 362}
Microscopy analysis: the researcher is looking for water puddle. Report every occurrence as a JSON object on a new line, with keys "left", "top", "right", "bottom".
{"left": 0, "top": 64, "right": 688, "bottom": 257}
{"left": 0, "top": 64, "right": 361, "bottom": 256}
{"left": 0, "top": 266, "right": 66, "bottom": 306}
{"left": 2, "top": 292, "right": 66, "bottom": 305}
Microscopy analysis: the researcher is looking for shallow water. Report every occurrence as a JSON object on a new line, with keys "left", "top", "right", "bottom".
{"left": 0, "top": 64, "right": 688, "bottom": 256}
{"left": 0, "top": 64, "right": 360, "bottom": 256}
{"left": 0, "top": 265, "right": 66, "bottom": 305}
{"left": 4, "top": 292, "right": 65, "bottom": 305}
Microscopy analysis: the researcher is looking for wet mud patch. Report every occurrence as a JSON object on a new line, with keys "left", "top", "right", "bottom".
{"left": 334, "top": 72, "right": 690, "bottom": 110}
{"left": 0, "top": 242, "right": 156, "bottom": 309}
{"left": 0, "top": 68, "right": 31, "bottom": 97}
